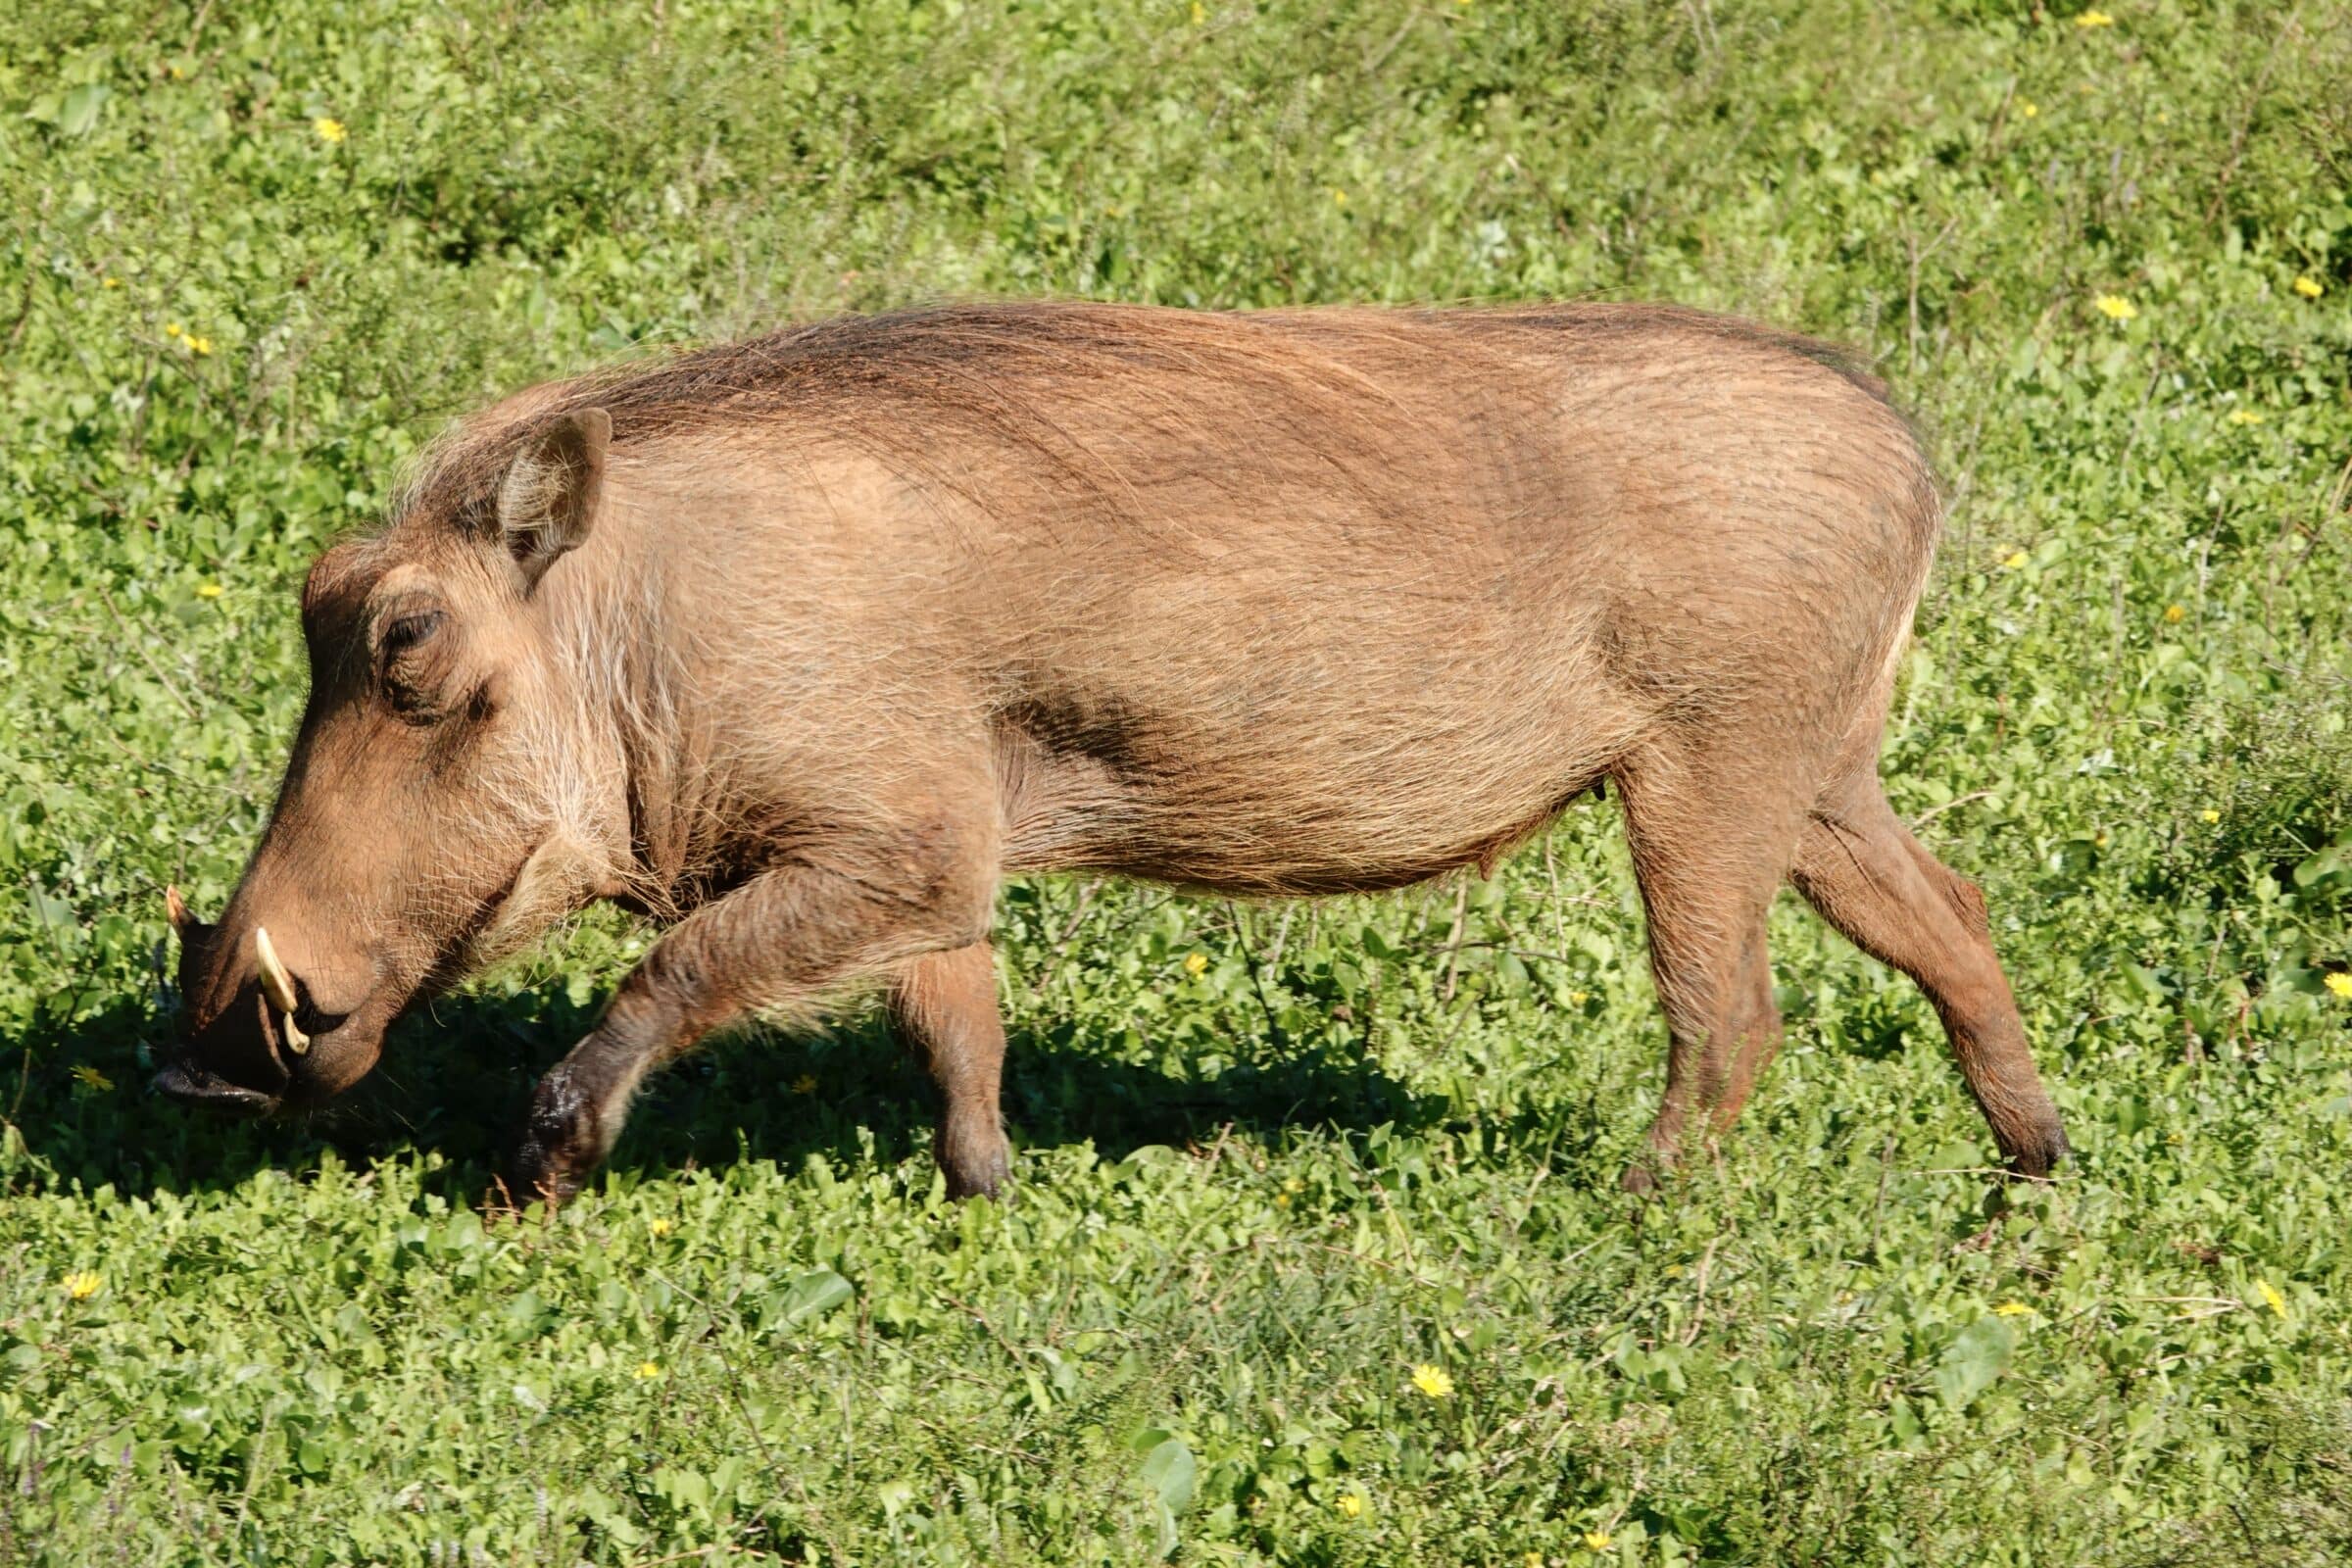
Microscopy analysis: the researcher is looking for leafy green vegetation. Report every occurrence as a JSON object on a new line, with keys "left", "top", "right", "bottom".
{"left": 3, "top": 0, "right": 2348, "bottom": 1561}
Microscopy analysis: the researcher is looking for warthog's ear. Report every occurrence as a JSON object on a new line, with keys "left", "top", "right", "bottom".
{"left": 496, "top": 407, "right": 610, "bottom": 593}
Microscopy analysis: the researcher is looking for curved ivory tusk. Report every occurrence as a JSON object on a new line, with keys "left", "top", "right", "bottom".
{"left": 253, "top": 928, "right": 311, "bottom": 1055}
{"left": 165, "top": 885, "right": 193, "bottom": 935}
{"left": 253, "top": 927, "right": 301, "bottom": 1014}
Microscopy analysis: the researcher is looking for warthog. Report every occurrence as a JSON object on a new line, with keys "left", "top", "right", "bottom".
{"left": 161, "top": 302, "right": 2068, "bottom": 1203}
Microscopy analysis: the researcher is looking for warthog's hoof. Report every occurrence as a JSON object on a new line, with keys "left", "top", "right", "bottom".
{"left": 2002, "top": 1116, "right": 2072, "bottom": 1180}
{"left": 511, "top": 1063, "right": 603, "bottom": 1209}
{"left": 940, "top": 1125, "right": 1012, "bottom": 1200}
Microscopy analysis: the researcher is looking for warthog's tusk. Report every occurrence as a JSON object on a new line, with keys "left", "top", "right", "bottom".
{"left": 253, "top": 927, "right": 310, "bottom": 1054}
{"left": 165, "top": 885, "right": 192, "bottom": 935}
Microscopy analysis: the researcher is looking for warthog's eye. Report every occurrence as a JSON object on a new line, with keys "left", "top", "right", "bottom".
{"left": 376, "top": 609, "right": 451, "bottom": 718}
{"left": 381, "top": 611, "right": 444, "bottom": 661}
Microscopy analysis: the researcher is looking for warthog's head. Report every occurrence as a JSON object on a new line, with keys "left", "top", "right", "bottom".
{"left": 160, "top": 409, "right": 627, "bottom": 1113}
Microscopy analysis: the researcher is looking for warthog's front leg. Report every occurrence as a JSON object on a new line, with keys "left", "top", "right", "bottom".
{"left": 512, "top": 846, "right": 996, "bottom": 1207}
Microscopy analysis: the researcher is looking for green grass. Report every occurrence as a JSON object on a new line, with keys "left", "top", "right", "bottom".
{"left": 4, "top": 0, "right": 2351, "bottom": 1562}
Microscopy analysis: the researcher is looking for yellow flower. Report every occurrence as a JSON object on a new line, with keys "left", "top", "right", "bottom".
{"left": 2163, "top": 603, "right": 2186, "bottom": 623}
{"left": 2293, "top": 275, "right": 2325, "bottom": 299}
{"left": 313, "top": 117, "right": 347, "bottom": 145}
{"left": 1567, "top": 989, "right": 1591, "bottom": 1005}
{"left": 2001, "top": 549, "right": 2031, "bottom": 569}
{"left": 1184, "top": 953, "right": 1208, "bottom": 975}
{"left": 167, "top": 62, "right": 186, "bottom": 80}
{"left": 164, "top": 322, "right": 183, "bottom": 338}
{"left": 1334, "top": 1494, "right": 1363, "bottom": 1518}
{"left": 101, "top": 275, "right": 121, "bottom": 288}
{"left": 2227, "top": 409, "right": 2265, "bottom": 425}
{"left": 1584, "top": 1531, "right": 1613, "bottom": 1552}
{"left": 1332, "top": 188, "right": 1348, "bottom": 207}
{"left": 1526, "top": 1555, "right": 1546, "bottom": 1568}
{"left": 648, "top": 1217, "right": 673, "bottom": 1237}
{"left": 2074, "top": 9, "right": 2115, "bottom": 25}
{"left": 1992, "top": 1300, "right": 2032, "bottom": 1316}
{"left": 2199, "top": 808, "right": 2221, "bottom": 823}
{"left": 2093, "top": 295, "right": 2137, "bottom": 320}
{"left": 791, "top": 1073, "right": 817, "bottom": 1095}
{"left": 2017, "top": 99, "right": 2038, "bottom": 118}
{"left": 196, "top": 583, "right": 223, "bottom": 599}
{"left": 186, "top": 334, "right": 213, "bottom": 356}
{"left": 72, "top": 1064, "right": 115, "bottom": 1091}
{"left": 633, "top": 1359, "right": 662, "bottom": 1380}
{"left": 1409, "top": 1363, "right": 1454, "bottom": 1398}
{"left": 2324, "top": 972, "right": 2352, "bottom": 1002}
{"left": 2257, "top": 1280, "right": 2286, "bottom": 1318}
{"left": 64, "top": 1271, "right": 103, "bottom": 1301}
{"left": 1190, "top": 0, "right": 1204, "bottom": 21}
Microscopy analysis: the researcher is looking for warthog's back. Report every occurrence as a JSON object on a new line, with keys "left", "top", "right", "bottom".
{"left": 442, "top": 303, "right": 1938, "bottom": 896}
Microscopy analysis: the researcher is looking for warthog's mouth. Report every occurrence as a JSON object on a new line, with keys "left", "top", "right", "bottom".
{"left": 153, "top": 1057, "right": 280, "bottom": 1114}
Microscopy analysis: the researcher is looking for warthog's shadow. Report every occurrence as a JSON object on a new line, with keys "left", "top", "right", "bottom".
{"left": 19, "top": 984, "right": 1444, "bottom": 1203}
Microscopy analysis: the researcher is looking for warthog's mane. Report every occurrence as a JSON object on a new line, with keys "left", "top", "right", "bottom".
{"left": 395, "top": 301, "right": 1895, "bottom": 533}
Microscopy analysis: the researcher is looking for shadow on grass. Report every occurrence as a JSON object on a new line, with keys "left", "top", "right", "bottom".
{"left": 4, "top": 985, "right": 1446, "bottom": 1205}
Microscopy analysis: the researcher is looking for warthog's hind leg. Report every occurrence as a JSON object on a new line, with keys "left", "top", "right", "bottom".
{"left": 1614, "top": 744, "right": 1812, "bottom": 1195}
{"left": 889, "top": 942, "right": 1013, "bottom": 1199}
{"left": 1791, "top": 770, "right": 2069, "bottom": 1177}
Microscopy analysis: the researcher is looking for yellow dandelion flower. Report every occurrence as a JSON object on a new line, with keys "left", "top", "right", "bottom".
{"left": 2227, "top": 409, "right": 2265, "bottom": 425}
{"left": 2074, "top": 9, "right": 2115, "bottom": 25}
{"left": 101, "top": 275, "right": 121, "bottom": 288}
{"left": 64, "top": 1271, "right": 103, "bottom": 1300}
{"left": 1409, "top": 1363, "right": 1454, "bottom": 1398}
{"left": 2093, "top": 295, "right": 2137, "bottom": 321}
{"left": 1332, "top": 188, "right": 1348, "bottom": 207}
{"left": 648, "top": 1216, "right": 673, "bottom": 1237}
{"left": 1334, "top": 1494, "right": 1363, "bottom": 1518}
{"left": 2257, "top": 1280, "right": 2286, "bottom": 1318}
{"left": 2002, "top": 549, "right": 2031, "bottom": 569}
{"left": 1184, "top": 953, "right": 1208, "bottom": 975}
{"left": 2199, "top": 808, "right": 2221, "bottom": 823}
{"left": 1274, "top": 1192, "right": 1291, "bottom": 1207}
{"left": 196, "top": 583, "right": 223, "bottom": 599}
{"left": 1190, "top": 0, "right": 1204, "bottom": 21}
{"left": 2324, "top": 972, "right": 2352, "bottom": 1002}
{"left": 314, "top": 117, "right": 347, "bottom": 145}
{"left": 168, "top": 63, "right": 186, "bottom": 80}
{"left": 2018, "top": 99, "right": 2038, "bottom": 118}
{"left": 71, "top": 1064, "right": 115, "bottom": 1091}
{"left": 1993, "top": 1299, "right": 2032, "bottom": 1316}
{"left": 1567, "top": 989, "right": 1591, "bottom": 1004}
{"left": 790, "top": 1073, "right": 817, "bottom": 1094}
{"left": 165, "top": 322, "right": 183, "bottom": 338}
{"left": 2163, "top": 603, "right": 2186, "bottom": 623}
{"left": 1584, "top": 1531, "right": 1613, "bottom": 1552}
{"left": 633, "top": 1359, "right": 662, "bottom": 1380}
{"left": 186, "top": 334, "right": 213, "bottom": 356}
{"left": 2293, "top": 275, "right": 2325, "bottom": 299}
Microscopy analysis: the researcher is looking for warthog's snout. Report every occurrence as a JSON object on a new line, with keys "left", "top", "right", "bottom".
{"left": 163, "top": 886, "right": 392, "bottom": 1111}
